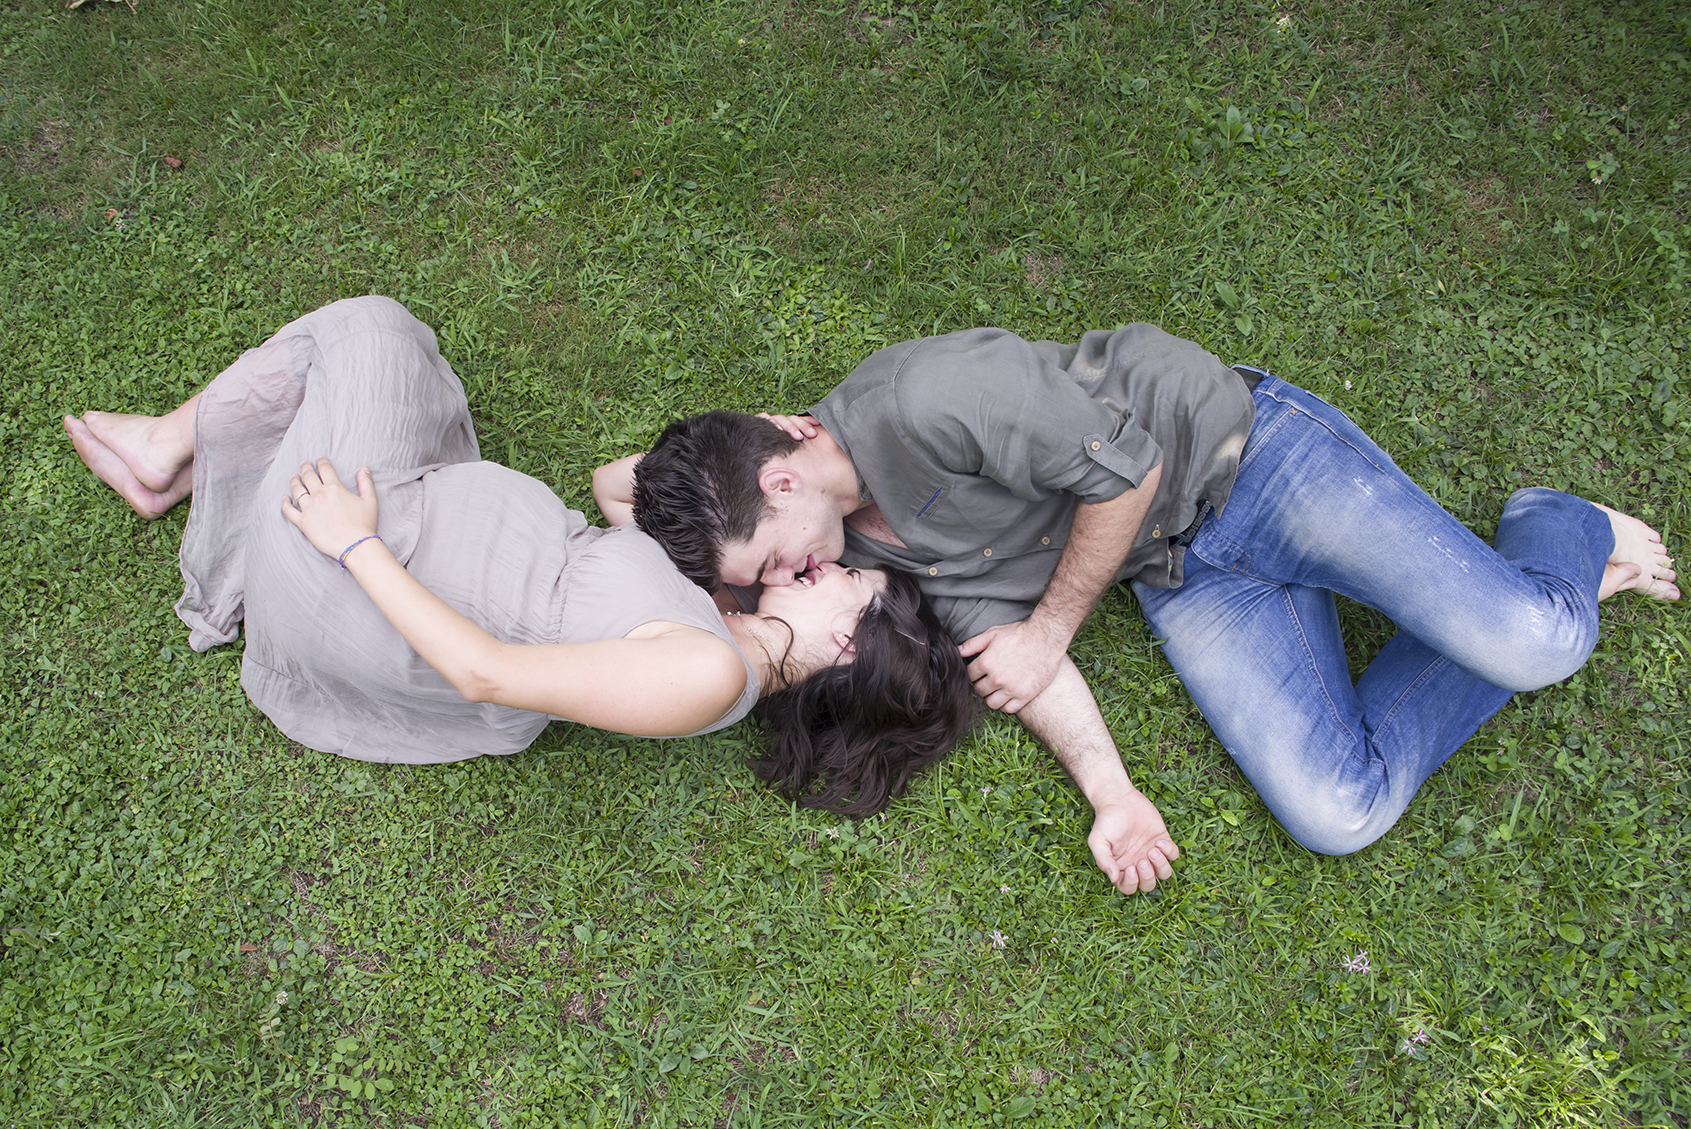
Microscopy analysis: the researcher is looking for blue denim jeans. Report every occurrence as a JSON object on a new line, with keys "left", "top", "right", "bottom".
{"left": 1133, "top": 375, "right": 1614, "bottom": 855}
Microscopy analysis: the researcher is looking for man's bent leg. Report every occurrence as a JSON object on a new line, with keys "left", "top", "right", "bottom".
{"left": 1136, "top": 379, "right": 1615, "bottom": 854}
{"left": 1136, "top": 563, "right": 1513, "bottom": 855}
{"left": 1196, "top": 379, "right": 1611, "bottom": 693}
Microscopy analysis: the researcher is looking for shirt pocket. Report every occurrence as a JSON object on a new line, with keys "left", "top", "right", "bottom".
{"left": 910, "top": 485, "right": 947, "bottom": 522}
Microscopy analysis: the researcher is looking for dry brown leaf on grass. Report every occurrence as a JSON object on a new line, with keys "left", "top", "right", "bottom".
{"left": 163, "top": 155, "right": 182, "bottom": 168}
{"left": 66, "top": 0, "right": 137, "bottom": 12}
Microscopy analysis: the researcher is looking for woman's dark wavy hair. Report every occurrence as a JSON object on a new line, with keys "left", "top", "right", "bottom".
{"left": 752, "top": 569, "right": 979, "bottom": 817}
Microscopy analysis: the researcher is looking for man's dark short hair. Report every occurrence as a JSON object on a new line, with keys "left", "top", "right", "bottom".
{"left": 633, "top": 411, "right": 801, "bottom": 590}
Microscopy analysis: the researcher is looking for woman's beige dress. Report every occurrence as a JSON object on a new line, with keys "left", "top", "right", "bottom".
{"left": 174, "top": 296, "right": 758, "bottom": 763}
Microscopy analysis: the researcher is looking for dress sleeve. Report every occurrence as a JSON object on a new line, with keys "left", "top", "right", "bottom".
{"left": 897, "top": 329, "right": 1162, "bottom": 504}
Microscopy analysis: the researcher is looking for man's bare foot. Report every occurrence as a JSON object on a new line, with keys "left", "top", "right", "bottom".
{"left": 64, "top": 415, "right": 192, "bottom": 520}
{"left": 80, "top": 410, "right": 190, "bottom": 493}
{"left": 1594, "top": 503, "right": 1679, "bottom": 601}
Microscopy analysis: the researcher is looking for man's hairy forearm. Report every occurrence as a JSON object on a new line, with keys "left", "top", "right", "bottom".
{"left": 1017, "top": 656, "right": 1138, "bottom": 805}
{"left": 1019, "top": 656, "right": 1179, "bottom": 896}
{"left": 1027, "top": 461, "right": 1163, "bottom": 646}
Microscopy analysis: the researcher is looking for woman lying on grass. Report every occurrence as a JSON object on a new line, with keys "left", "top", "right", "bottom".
{"left": 64, "top": 296, "right": 974, "bottom": 812}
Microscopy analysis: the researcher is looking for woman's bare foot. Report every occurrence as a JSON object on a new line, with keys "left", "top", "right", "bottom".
{"left": 1594, "top": 503, "right": 1679, "bottom": 601}
{"left": 64, "top": 415, "right": 192, "bottom": 519}
{"left": 80, "top": 409, "right": 192, "bottom": 492}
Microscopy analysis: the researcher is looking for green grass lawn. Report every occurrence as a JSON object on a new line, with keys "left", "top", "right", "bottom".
{"left": 3, "top": 0, "right": 1688, "bottom": 1125}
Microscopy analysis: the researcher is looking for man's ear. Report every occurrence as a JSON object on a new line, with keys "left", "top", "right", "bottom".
{"left": 758, "top": 464, "right": 801, "bottom": 500}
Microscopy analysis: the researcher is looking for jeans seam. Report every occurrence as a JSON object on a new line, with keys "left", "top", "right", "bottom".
{"left": 1254, "top": 383, "right": 1387, "bottom": 473}
{"left": 1367, "top": 652, "right": 1451, "bottom": 756}
{"left": 1277, "top": 585, "right": 1361, "bottom": 755}
{"left": 1235, "top": 395, "right": 1298, "bottom": 476}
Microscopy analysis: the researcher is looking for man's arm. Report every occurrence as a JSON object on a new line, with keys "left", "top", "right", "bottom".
{"left": 1017, "top": 655, "right": 1178, "bottom": 894}
{"left": 961, "top": 461, "right": 1162, "bottom": 713}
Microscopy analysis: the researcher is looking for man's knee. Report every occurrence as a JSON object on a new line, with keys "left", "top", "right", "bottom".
{"left": 1471, "top": 621, "right": 1596, "bottom": 693}
{"left": 1281, "top": 819, "right": 1386, "bottom": 858}
{"left": 1234, "top": 754, "right": 1394, "bottom": 857}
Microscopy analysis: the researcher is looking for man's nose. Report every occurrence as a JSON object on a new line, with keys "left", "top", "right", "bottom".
{"left": 761, "top": 564, "right": 798, "bottom": 586}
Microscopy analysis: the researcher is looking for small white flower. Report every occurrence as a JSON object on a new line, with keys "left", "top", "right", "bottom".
{"left": 989, "top": 929, "right": 1007, "bottom": 949}
{"left": 981, "top": 786, "right": 992, "bottom": 796}
{"left": 825, "top": 827, "right": 839, "bottom": 839}
{"left": 999, "top": 884, "right": 1010, "bottom": 894}
{"left": 1344, "top": 379, "right": 1353, "bottom": 390}
{"left": 1397, "top": 1038, "right": 1418, "bottom": 1056}
{"left": 1342, "top": 950, "right": 1371, "bottom": 973}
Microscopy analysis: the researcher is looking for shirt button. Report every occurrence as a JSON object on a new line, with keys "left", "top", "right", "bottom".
{"left": 982, "top": 548, "right": 992, "bottom": 557}
{"left": 927, "top": 566, "right": 939, "bottom": 576}
{"left": 1151, "top": 526, "right": 1161, "bottom": 538}
{"left": 1041, "top": 536, "right": 1050, "bottom": 545}
{"left": 1090, "top": 440, "right": 1102, "bottom": 451}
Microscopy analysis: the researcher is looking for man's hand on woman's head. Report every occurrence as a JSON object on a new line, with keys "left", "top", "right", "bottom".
{"left": 281, "top": 458, "right": 380, "bottom": 563}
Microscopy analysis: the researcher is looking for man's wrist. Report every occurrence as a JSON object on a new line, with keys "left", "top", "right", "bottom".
{"left": 1023, "top": 606, "right": 1082, "bottom": 654}
{"left": 1082, "top": 773, "right": 1145, "bottom": 814}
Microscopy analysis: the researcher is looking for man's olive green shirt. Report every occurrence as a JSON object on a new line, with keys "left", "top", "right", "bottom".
{"left": 807, "top": 324, "right": 1256, "bottom": 642}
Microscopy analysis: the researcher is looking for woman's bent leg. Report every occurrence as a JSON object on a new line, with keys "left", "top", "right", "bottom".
{"left": 1139, "top": 378, "right": 1614, "bottom": 854}
{"left": 178, "top": 296, "right": 479, "bottom": 651}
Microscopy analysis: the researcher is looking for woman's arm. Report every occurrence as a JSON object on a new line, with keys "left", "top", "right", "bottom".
{"left": 592, "top": 452, "right": 642, "bottom": 527}
{"left": 282, "top": 458, "right": 746, "bottom": 735}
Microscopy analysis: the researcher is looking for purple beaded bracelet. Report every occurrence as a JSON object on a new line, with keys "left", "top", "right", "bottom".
{"left": 338, "top": 534, "right": 383, "bottom": 569}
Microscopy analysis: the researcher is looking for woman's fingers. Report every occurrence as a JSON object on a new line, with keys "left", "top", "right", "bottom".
{"left": 313, "top": 457, "right": 346, "bottom": 490}
{"left": 289, "top": 458, "right": 358, "bottom": 502}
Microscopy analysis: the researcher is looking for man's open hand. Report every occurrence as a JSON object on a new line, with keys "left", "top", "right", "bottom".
{"left": 959, "top": 619, "right": 1067, "bottom": 713}
{"left": 1088, "top": 789, "right": 1179, "bottom": 895}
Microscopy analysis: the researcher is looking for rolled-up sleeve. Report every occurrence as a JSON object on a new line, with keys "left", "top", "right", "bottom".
{"left": 899, "top": 329, "right": 1162, "bottom": 504}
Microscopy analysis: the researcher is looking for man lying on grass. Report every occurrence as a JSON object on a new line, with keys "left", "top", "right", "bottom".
{"left": 601, "top": 323, "right": 1679, "bottom": 895}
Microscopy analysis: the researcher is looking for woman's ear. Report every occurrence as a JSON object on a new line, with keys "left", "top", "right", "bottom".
{"left": 832, "top": 628, "right": 856, "bottom": 657}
